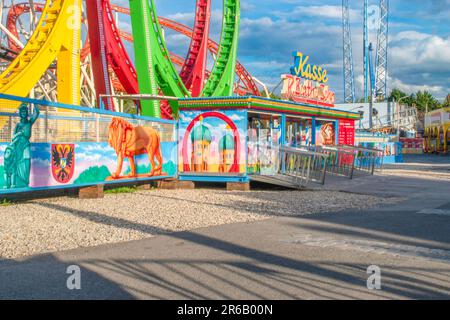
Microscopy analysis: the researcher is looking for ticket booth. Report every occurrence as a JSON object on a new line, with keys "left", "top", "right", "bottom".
{"left": 177, "top": 96, "right": 360, "bottom": 183}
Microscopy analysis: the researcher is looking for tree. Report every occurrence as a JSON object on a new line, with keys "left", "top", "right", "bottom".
{"left": 388, "top": 88, "right": 444, "bottom": 112}
{"left": 389, "top": 88, "right": 407, "bottom": 102}
{"left": 415, "top": 90, "right": 440, "bottom": 112}
{"left": 388, "top": 89, "right": 415, "bottom": 106}
{"left": 443, "top": 94, "right": 450, "bottom": 108}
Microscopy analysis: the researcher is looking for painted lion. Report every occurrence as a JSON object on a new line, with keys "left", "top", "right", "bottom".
{"left": 108, "top": 117, "right": 163, "bottom": 179}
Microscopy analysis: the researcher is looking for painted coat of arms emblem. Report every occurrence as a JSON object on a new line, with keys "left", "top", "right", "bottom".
{"left": 51, "top": 144, "right": 75, "bottom": 183}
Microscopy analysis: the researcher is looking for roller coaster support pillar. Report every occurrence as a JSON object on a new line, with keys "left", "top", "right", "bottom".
{"left": 129, "top": 0, "right": 162, "bottom": 117}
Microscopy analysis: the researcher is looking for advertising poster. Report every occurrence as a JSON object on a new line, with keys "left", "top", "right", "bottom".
{"left": 315, "top": 121, "right": 336, "bottom": 146}
{"left": 400, "top": 138, "right": 424, "bottom": 154}
{"left": 338, "top": 119, "right": 355, "bottom": 146}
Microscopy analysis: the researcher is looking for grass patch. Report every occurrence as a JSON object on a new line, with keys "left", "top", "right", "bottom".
{"left": 104, "top": 186, "right": 138, "bottom": 195}
{"left": 0, "top": 198, "right": 13, "bottom": 206}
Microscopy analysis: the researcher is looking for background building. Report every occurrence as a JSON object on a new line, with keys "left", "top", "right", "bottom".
{"left": 336, "top": 102, "right": 420, "bottom": 137}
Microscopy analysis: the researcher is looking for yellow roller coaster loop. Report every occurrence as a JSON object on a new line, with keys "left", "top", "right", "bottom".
{"left": 0, "top": 0, "right": 82, "bottom": 107}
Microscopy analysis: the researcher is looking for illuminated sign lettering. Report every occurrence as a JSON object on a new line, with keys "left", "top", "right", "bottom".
{"left": 290, "top": 51, "right": 329, "bottom": 84}
{"left": 281, "top": 74, "right": 335, "bottom": 107}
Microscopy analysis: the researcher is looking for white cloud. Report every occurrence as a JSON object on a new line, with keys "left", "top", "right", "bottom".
{"left": 390, "top": 31, "right": 430, "bottom": 42}
{"left": 290, "top": 5, "right": 359, "bottom": 21}
{"left": 388, "top": 76, "right": 445, "bottom": 95}
{"left": 390, "top": 33, "right": 450, "bottom": 66}
{"left": 388, "top": 32, "right": 450, "bottom": 98}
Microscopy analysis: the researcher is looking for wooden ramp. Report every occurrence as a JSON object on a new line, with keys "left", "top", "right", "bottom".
{"left": 249, "top": 174, "right": 307, "bottom": 189}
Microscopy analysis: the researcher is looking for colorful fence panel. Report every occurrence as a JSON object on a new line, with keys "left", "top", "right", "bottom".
{"left": 0, "top": 94, "right": 177, "bottom": 194}
{"left": 178, "top": 109, "right": 247, "bottom": 176}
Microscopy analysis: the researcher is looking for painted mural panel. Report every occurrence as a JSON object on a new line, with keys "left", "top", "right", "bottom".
{"left": 178, "top": 110, "right": 247, "bottom": 175}
{"left": 0, "top": 102, "right": 177, "bottom": 193}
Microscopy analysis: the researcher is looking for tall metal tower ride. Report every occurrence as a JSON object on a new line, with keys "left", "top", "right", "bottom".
{"left": 342, "top": 0, "right": 355, "bottom": 103}
{"left": 363, "top": 0, "right": 369, "bottom": 102}
{"left": 375, "top": 0, "right": 389, "bottom": 101}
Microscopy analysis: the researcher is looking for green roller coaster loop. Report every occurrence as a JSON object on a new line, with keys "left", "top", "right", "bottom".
{"left": 201, "top": 0, "right": 240, "bottom": 97}
{"left": 129, "top": 0, "right": 190, "bottom": 118}
{"left": 129, "top": 0, "right": 240, "bottom": 118}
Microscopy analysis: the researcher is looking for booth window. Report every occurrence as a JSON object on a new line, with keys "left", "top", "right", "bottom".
{"left": 247, "top": 113, "right": 281, "bottom": 175}
{"left": 285, "top": 117, "right": 312, "bottom": 147}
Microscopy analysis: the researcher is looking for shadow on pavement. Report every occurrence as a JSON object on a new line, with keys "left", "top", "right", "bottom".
{"left": 1, "top": 154, "right": 449, "bottom": 299}
{"left": 0, "top": 196, "right": 449, "bottom": 299}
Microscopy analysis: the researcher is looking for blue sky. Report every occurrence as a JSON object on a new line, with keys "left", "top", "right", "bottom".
{"left": 113, "top": 1, "right": 447, "bottom": 101}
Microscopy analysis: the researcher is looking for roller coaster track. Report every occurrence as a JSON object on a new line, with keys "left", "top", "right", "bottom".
{"left": 0, "top": 0, "right": 82, "bottom": 105}
{"left": 86, "top": 0, "right": 138, "bottom": 111}
{"left": 120, "top": 1, "right": 243, "bottom": 98}
{"left": 110, "top": 5, "right": 259, "bottom": 98}
{"left": 201, "top": 0, "right": 240, "bottom": 97}
{"left": 4, "top": 1, "right": 258, "bottom": 119}
{"left": 129, "top": 0, "right": 190, "bottom": 118}
{"left": 156, "top": 17, "right": 259, "bottom": 98}
{"left": 111, "top": 2, "right": 206, "bottom": 93}
{"left": 6, "top": 3, "right": 90, "bottom": 63}
{"left": 178, "top": 0, "right": 211, "bottom": 97}
{"left": 6, "top": 2, "right": 44, "bottom": 53}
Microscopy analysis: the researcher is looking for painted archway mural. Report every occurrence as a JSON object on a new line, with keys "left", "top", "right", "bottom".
{"left": 181, "top": 111, "right": 243, "bottom": 173}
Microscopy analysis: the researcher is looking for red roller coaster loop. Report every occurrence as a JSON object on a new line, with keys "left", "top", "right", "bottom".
{"left": 6, "top": 2, "right": 43, "bottom": 53}
{"left": 86, "top": 0, "right": 139, "bottom": 111}
{"left": 179, "top": 0, "right": 211, "bottom": 97}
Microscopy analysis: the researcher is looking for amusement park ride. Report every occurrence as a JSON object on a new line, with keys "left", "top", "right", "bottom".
{"left": 342, "top": 0, "right": 389, "bottom": 103}
{"left": 0, "top": 0, "right": 371, "bottom": 195}
{"left": 0, "top": 0, "right": 259, "bottom": 117}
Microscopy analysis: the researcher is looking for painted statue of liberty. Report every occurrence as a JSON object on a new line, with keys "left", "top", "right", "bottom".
{"left": 3, "top": 103, "right": 40, "bottom": 189}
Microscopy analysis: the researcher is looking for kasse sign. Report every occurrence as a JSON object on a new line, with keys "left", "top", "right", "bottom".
{"left": 281, "top": 52, "right": 335, "bottom": 108}
{"left": 290, "top": 51, "right": 329, "bottom": 83}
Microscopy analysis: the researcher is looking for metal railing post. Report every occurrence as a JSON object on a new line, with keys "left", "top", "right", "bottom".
{"left": 350, "top": 152, "right": 355, "bottom": 179}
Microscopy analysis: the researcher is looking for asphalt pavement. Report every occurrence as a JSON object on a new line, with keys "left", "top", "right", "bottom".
{"left": 0, "top": 154, "right": 449, "bottom": 299}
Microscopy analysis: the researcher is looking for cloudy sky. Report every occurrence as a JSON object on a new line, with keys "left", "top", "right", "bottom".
{"left": 109, "top": 0, "right": 450, "bottom": 102}
{"left": 2, "top": 0, "right": 449, "bottom": 102}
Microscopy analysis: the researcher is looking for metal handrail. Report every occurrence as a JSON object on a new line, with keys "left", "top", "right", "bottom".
{"left": 300, "top": 145, "right": 356, "bottom": 179}
{"left": 337, "top": 144, "right": 383, "bottom": 153}
{"left": 337, "top": 144, "right": 385, "bottom": 174}
{"left": 251, "top": 143, "right": 384, "bottom": 189}
{"left": 278, "top": 145, "right": 329, "bottom": 186}
{"left": 301, "top": 144, "right": 385, "bottom": 178}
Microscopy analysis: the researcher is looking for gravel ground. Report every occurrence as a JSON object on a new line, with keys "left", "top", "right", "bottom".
{"left": 0, "top": 189, "right": 396, "bottom": 259}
